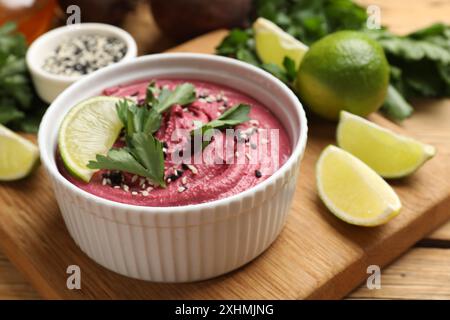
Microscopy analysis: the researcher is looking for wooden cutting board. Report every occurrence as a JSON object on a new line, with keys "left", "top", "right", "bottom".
{"left": 0, "top": 30, "right": 449, "bottom": 300}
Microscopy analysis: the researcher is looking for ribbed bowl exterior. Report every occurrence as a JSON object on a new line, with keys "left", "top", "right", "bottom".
{"left": 49, "top": 154, "right": 301, "bottom": 282}
{"left": 39, "top": 53, "right": 308, "bottom": 282}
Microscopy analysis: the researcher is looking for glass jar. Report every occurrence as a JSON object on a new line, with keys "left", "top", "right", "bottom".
{"left": 0, "top": 0, "right": 56, "bottom": 43}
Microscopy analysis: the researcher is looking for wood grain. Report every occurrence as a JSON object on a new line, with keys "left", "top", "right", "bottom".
{"left": 0, "top": 255, "right": 39, "bottom": 300}
{"left": 1, "top": 0, "right": 450, "bottom": 300}
{"left": 348, "top": 248, "right": 450, "bottom": 299}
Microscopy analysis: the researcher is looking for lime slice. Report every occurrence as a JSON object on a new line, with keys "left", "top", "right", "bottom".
{"left": 316, "top": 145, "right": 401, "bottom": 227}
{"left": 58, "top": 96, "right": 123, "bottom": 182}
{"left": 0, "top": 125, "right": 39, "bottom": 181}
{"left": 253, "top": 17, "right": 309, "bottom": 69}
{"left": 337, "top": 111, "right": 436, "bottom": 178}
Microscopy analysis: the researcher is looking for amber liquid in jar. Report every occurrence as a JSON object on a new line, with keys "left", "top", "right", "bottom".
{"left": 0, "top": 0, "right": 56, "bottom": 43}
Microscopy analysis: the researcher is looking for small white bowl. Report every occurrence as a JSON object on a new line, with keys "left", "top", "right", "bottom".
{"left": 26, "top": 23, "right": 137, "bottom": 103}
{"left": 38, "top": 53, "right": 308, "bottom": 282}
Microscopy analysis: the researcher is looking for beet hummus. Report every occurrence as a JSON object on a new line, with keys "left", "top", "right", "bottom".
{"left": 58, "top": 79, "right": 291, "bottom": 206}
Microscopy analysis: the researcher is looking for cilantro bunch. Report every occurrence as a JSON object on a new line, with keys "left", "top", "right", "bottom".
{"left": 0, "top": 22, "right": 47, "bottom": 132}
{"left": 216, "top": 0, "right": 450, "bottom": 121}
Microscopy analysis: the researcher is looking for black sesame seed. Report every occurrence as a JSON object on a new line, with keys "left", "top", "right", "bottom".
{"left": 109, "top": 171, "right": 123, "bottom": 186}
{"left": 166, "top": 174, "right": 180, "bottom": 182}
{"left": 255, "top": 170, "right": 262, "bottom": 178}
{"left": 176, "top": 169, "right": 184, "bottom": 176}
{"left": 162, "top": 141, "right": 168, "bottom": 148}
{"left": 182, "top": 163, "right": 189, "bottom": 170}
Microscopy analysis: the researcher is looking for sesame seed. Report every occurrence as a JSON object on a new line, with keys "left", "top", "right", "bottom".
{"left": 102, "top": 178, "right": 107, "bottom": 186}
{"left": 42, "top": 34, "right": 127, "bottom": 76}
{"left": 261, "top": 138, "right": 268, "bottom": 144}
{"left": 123, "top": 184, "right": 129, "bottom": 192}
{"left": 246, "top": 153, "right": 252, "bottom": 160}
{"left": 113, "top": 186, "right": 120, "bottom": 189}
{"left": 178, "top": 186, "right": 186, "bottom": 193}
{"left": 186, "top": 164, "right": 198, "bottom": 175}
{"left": 142, "top": 191, "right": 149, "bottom": 196}
{"left": 218, "top": 106, "right": 226, "bottom": 111}
{"left": 131, "top": 175, "right": 138, "bottom": 183}
{"left": 249, "top": 119, "right": 260, "bottom": 126}
{"left": 181, "top": 176, "right": 187, "bottom": 185}
{"left": 139, "top": 178, "right": 146, "bottom": 186}
{"left": 131, "top": 191, "right": 138, "bottom": 195}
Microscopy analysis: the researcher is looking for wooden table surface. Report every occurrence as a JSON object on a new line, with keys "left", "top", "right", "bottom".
{"left": 1, "top": 0, "right": 450, "bottom": 300}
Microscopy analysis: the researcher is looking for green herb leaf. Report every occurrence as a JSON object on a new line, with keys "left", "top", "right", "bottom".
{"left": 129, "top": 132, "right": 166, "bottom": 186}
{"left": 154, "top": 83, "right": 196, "bottom": 113}
{"left": 283, "top": 56, "right": 297, "bottom": 82}
{"left": 208, "top": 103, "right": 251, "bottom": 128}
{"left": 88, "top": 148, "right": 151, "bottom": 179}
{"left": 88, "top": 131, "right": 166, "bottom": 187}
{"left": 190, "top": 104, "right": 250, "bottom": 149}
{"left": 0, "top": 22, "right": 46, "bottom": 132}
{"left": 87, "top": 122, "right": 166, "bottom": 187}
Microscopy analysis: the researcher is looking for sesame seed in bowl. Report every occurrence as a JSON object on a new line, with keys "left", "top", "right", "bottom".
{"left": 26, "top": 23, "right": 137, "bottom": 103}
{"left": 42, "top": 34, "right": 128, "bottom": 77}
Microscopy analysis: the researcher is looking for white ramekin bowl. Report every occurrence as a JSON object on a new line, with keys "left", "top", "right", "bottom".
{"left": 38, "top": 53, "right": 308, "bottom": 282}
{"left": 26, "top": 23, "right": 137, "bottom": 104}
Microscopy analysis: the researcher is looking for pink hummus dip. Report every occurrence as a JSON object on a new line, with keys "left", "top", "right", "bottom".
{"left": 58, "top": 79, "right": 291, "bottom": 206}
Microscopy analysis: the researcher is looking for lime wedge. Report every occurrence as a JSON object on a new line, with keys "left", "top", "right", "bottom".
{"left": 0, "top": 125, "right": 39, "bottom": 181}
{"left": 337, "top": 111, "right": 436, "bottom": 178}
{"left": 317, "top": 145, "right": 401, "bottom": 226}
{"left": 58, "top": 96, "right": 123, "bottom": 182}
{"left": 253, "top": 17, "right": 309, "bottom": 69}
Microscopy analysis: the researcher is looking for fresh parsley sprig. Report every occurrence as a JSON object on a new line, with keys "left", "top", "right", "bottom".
{"left": 190, "top": 103, "right": 251, "bottom": 149}
{"left": 0, "top": 22, "right": 47, "bottom": 133}
{"left": 87, "top": 82, "right": 196, "bottom": 187}
{"left": 87, "top": 133, "right": 166, "bottom": 187}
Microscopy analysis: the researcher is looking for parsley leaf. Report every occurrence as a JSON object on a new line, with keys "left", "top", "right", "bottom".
{"left": 190, "top": 104, "right": 250, "bottom": 149}
{"left": 0, "top": 22, "right": 47, "bottom": 133}
{"left": 88, "top": 133, "right": 166, "bottom": 187}
{"left": 154, "top": 83, "right": 196, "bottom": 113}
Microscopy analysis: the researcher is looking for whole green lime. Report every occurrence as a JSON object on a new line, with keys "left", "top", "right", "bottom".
{"left": 296, "top": 31, "right": 390, "bottom": 120}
